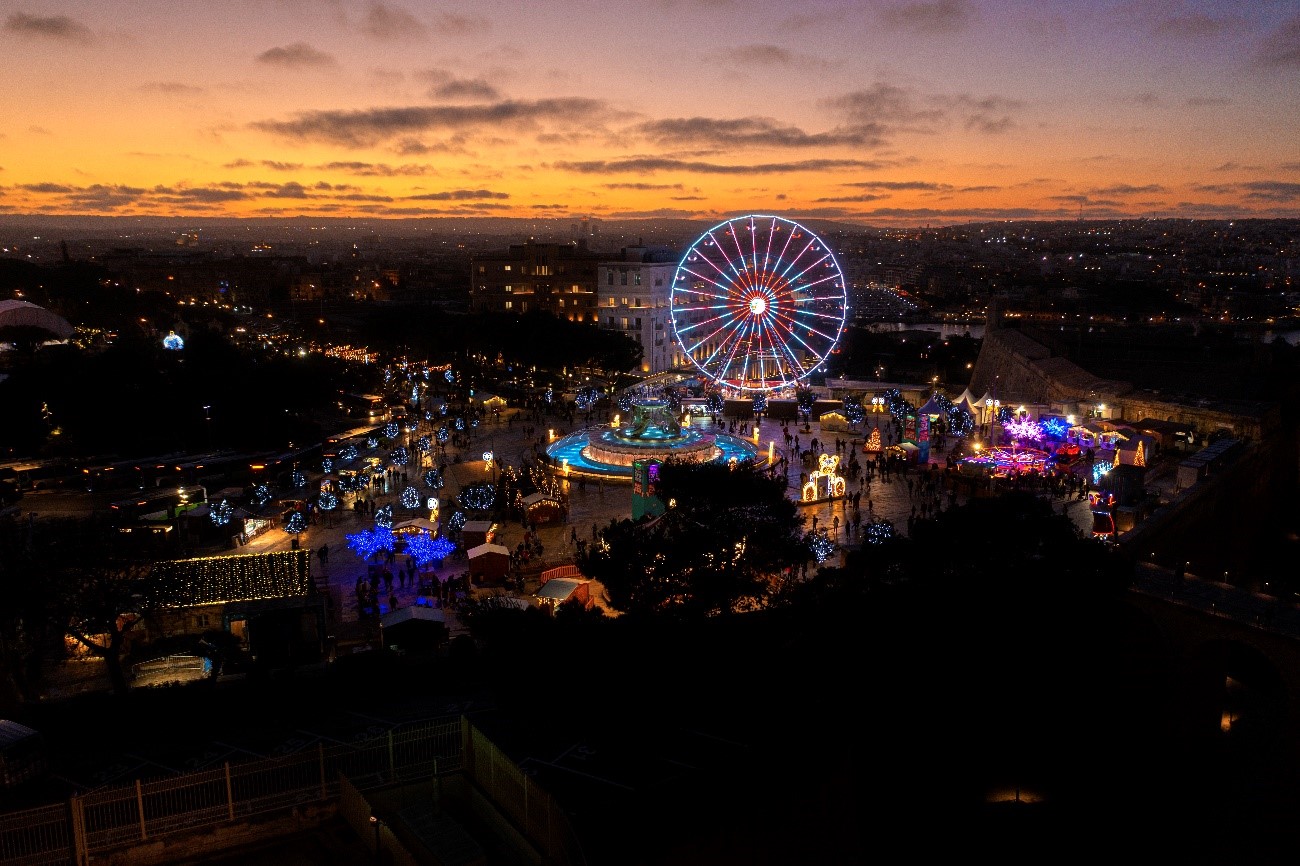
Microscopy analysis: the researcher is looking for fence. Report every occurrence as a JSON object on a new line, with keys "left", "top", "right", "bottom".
{"left": 0, "top": 716, "right": 462, "bottom": 865}
{"left": 465, "top": 723, "right": 586, "bottom": 866}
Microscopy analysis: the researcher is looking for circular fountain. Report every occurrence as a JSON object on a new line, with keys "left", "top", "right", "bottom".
{"left": 547, "top": 398, "right": 761, "bottom": 478}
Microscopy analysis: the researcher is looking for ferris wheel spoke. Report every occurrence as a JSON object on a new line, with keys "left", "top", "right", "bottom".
{"left": 679, "top": 266, "right": 747, "bottom": 302}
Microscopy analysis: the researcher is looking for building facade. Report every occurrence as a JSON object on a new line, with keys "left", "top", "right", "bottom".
{"left": 469, "top": 240, "right": 604, "bottom": 321}
{"left": 596, "top": 247, "right": 680, "bottom": 375}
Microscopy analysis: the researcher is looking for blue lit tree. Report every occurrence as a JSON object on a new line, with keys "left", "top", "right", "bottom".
{"left": 321, "top": 458, "right": 333, "bottom": 475}
{"left": 575, "top": 386, "right": 601, "bottom": 411}
{"left": 400, "top": 486, "right": 421, "bottom": 509}
{"left": 384, "top": 421, "right": 399, "bottom": 440}
{"left": 843, "top": 396, "right": 865, "bottom": 426}
{"left": 318, "top": 490, "right": 338, "bottom": 511}
{"left": 390, "top": 446, "right": 409, "bottom": 467}
{"left": 285, "top": 510, "right": 306, "bottom": 536}
{"left": 752, "top": 393, "right": 768, "bottom": 416}
{"left": 291, "top": 470, "right": 307, "bottom": 489}
{"left": 424, "top": 469, "right": 444, "bottom": 490}
{"left": 253, "top": 484, "right": 272, "bottom": 507}
{"left": 346, "top": 527, "right": 395, "bottom": 562}
{"left": 405, "top": 532, "right": 455, "bottom": 568}
{"left": 339, "top": 445, "right": 359, "bottom": 462}
{"left": 618, "top": 392, "right": 635, "bottom": 413}
{"left": 375, "top": 504, "right": 393, "bottom": 529}
{"left": 705, "top": 391, "right": 725, "bottom": 418}
{"left": 806, "top": 530, "right": 836, "bottom": 562}
{"left": 796, "top": 388, "right": 817, "bottom": 418}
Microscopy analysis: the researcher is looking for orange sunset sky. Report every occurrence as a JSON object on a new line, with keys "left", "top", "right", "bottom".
{"left": 1, "top": 0, "right": 1298, "bottom": 226}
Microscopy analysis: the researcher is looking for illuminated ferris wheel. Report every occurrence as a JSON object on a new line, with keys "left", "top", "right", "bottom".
{"left": 671, "top": 214, "right": 848, "bottom": 393}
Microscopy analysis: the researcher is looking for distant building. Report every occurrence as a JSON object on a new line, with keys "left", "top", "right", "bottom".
{"left": 596, "top": 246, "right": 681, "bottom": 375}
{"left": 469, "top": 239, "right": 604, "bottom": 321}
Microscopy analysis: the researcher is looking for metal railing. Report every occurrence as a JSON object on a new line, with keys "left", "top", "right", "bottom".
{"left": 0, "top": 717, "right": 462, "bottom": 865}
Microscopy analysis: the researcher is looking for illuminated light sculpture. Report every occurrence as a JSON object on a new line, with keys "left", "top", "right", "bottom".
{"left": 618, "top": 393, "right": 635, "bottom": 412}
{"left": 863, "top": 427, "right": 882, "bottom": 453}
{"left": 162, "top": 331, "right": 184, "bottom": 350}
{"left": 416, "top": 435, "right": 431, "bottom": 453}
{"left": 1092, "top": 461, "right": 1113, "bottom": 485}
{"left": 802, "top": 453, "right": 847, "bottom": 502}
{"left": 752, "top": 393, "right": 768, "bottom": 416}
{"left": 375, "top": 504, "right": 393, "bottom": 529}
{"left": 318, "top": 491, "right": 338, "bottom": 511}
{"left": 321, "top": 458, "right": 333, "bottom": 475}
{"left": 339, "top": 445, "right": 359, "bottom": 462}
{"left": 400, "top": 486, "right": 421, "bottom": 509}
{"left": 446, "top": 510, "right": 466, "bottom": 533}
{"left": 670, "top": 214, "right": 847, "bottom": 393}
{"left": 797, "top": 388, "right": 817, "bottom": 417}
{"left": 390, "top": 447, "right": 409, "bottom": 467}
{"left": 454, "top": 417, "right": 465, "bottom": 431}
{"left": 285, "top": 511, "right": 306, "bottom": 535}
{"left": 436, "top": 426, "right": 449, "bottom": 445}
{"left": 705, "top": 392, "right": 725, "bottom": 417}
{"left": 960, "top": 445, "right": 1050, "bottom": 477}
{"left": 445, "top": 369, "right": 455, "bottom": 383}
{"left": 384, "top": 422, "right": 399, "bottom": 440}
{"left": 1039, "top": 417, "right": 1068, "bottom": 439}
{"left": 253, "top": 484, "right": 272, "bottom": 507}
{"left": 424, "top": 469, "right": 444, "bottom": 490}
{"left": 366, "top": 437, "right": 379, "bottom": 449}
{"left": 1002, "top": 414, "right": 1040, "bottom": 442}
{"left": 210, "top": 499, "right": 233, "bottom": 527}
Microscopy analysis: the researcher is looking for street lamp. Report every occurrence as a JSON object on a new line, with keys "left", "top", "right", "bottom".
{"left": 369, "top": 814, "right": 383, "bottom": 865}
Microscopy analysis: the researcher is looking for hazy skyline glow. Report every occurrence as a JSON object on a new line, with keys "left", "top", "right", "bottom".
{"left": 1, "top": 0, "right": 1298, "bottom": 226}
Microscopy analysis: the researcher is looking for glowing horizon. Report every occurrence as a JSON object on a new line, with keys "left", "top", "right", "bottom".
{"left": 0, "top": 0, "right": 1297, "bottom": 227}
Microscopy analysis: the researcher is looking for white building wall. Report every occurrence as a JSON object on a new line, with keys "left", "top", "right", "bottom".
{"left": 596, "top": 261, "right": 677, "bottom": 375}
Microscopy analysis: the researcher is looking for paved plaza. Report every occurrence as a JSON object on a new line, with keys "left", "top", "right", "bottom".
{"left": 235, "top": 408, "right": 1103, "bottom": 645}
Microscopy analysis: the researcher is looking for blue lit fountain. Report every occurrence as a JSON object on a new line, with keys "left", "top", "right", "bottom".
{"left": 546, "top": 398, "right": 760, "bottom": 478}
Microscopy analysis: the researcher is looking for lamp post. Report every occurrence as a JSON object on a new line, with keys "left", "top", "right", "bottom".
{"left": 369, "top": 814, "right": 382, "bottom": 865}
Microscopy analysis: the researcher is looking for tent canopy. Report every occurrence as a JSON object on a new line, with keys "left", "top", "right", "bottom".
{"left": 468, "top": 542, "right": 509, "bottom": 559}
{"left": 0, "top": 300, "right": 74, "bottom": 340}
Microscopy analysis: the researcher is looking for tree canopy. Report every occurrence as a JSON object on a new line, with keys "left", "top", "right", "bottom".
{"left": 577, "top": 460, "right": 806, "bottom": 619}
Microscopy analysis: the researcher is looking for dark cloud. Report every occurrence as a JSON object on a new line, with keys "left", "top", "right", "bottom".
{"left": 1281, "top": 162, "right": 1300, "bottom": 171}
{"left": 137, "top": 82, "right": 205, "bottom": 95}
{"left": 431, "top": 78, "right": 500, "bottom": 101}
{"left": 604, "top": 207, "right": 708, "bottom": 219}
{"left": 3, "top": 12, "right": 92, "bottom": 42}
{"left": 1241, "top": 180, "right": 1300, "bottom": 201}
{"left": 720, "top": 44, "right": 792, "bottom": 65}
{"left": 253, "top": 98, "right": 620, "bottom": 147}
{"left": 814, "top": 194, "right": 889, "bottom": 202}
{"left": 361, "top": 4, "right": 427, "bottom": 39}
{"left": 1256, "top": 14, "right": 1300, "bottom": 68}
{"left": 256, "top": 42, "right": 338, "bottom": 68}
{"left": 823, "top": 83, "right": 945, "bottom": 126}
{"left": 1089, "top": 183, "right": 1165, "bottom": 195}
{"left": 164, "top": 187, "right": 248, "bottom": 203}
{"left": 552, "top": 157, "right": 891, "bottom": 174}
{"left": 1191, "top": 183, "right": 1235, "bottom": 194}
{"left": 603, "top": 182, "right": 684, "bottom": 190}
{"left": 1185, "top": 96, "right": 1231, "bottom": 107}
{"left": 1153, "top": 13, "right": 1229, "bottom": 39}
{"left": 1122, "top": 92, "right": 1160, "bottom": 106}
{"left": 845, "top": 180, "right": 950, "bottom": 191}
{"left": 315, "top": 161, "right": 434, "bottom": 176}
{"left": 880, "top": 0, "right": 972, "bottom": 34}
{"left": 262, "top": 160, "right": 304, "bottom": 171}
{"left": 405, "top": 189, "right": 509, "bottom": 200}
{"left": 636, "top": 116, "right": 885, "bottom": 149}
{"left": 223, "top": 159, "right": 255, "bottom": 168}
{"left": 19, "top": 182, "right": 75, "bottom": 193}
{"left": 66, "top": 185, "right": 149, "bottom": 209}
{"left": 266, "top": 182, "right": 311, "bottom": 198}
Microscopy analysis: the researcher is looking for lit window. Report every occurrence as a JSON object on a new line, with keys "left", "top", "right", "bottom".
{"left": 633, "top": 272, "right": 641, "bottom": 286}
{"left": 505, "top": 300, "right": 513, "bottom": 309}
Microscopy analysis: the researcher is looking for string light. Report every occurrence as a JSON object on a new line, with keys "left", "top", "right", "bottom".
{"left": 384, "top": 422, "right": 399, "bottom": 440}
{"left": 752, "top": 393, "right": 768, "bottom": 415}
{"left": 339, "top": 445, "right": 358, "bottom": 462}
{"left": 285, "top": 511, "right": 306, "bottom": 534}
{"left": 618, "top": 393, "right": 635, "bottom": 412}
{"left": 321, "top": 458, "right": 333, "bottom": 475}
{"left": 807, "top": 531, "right": 835, "bottom": 562}
{"left": 436, "top": 426, "right": 449, "bottom": 445}
{"left": 416, "top": 435, "right": 431, "bottom": 453}
{"left": 454, "top": 417, "right": 466, "bottom": 432}
{"left": 423, "top": 469, "right": 444, "bottom": 490}
{"left": 366, "top": 437, "right": 379, "bottom": 449}
{"left": 253, "top": 484, "right": 271, "bottom": 507}
{"left": 842, "top": 397, "right": 865, "bottom": 425}
{"left": 864, "top": 520, "right": 894, "bottom": 544}
{"left": 460, "top": 483, "right": 495, "bottom": 511}
{"left": 390, "top": 447, "right": 410, "bottom": 467}
{"left": 400, "top": 486, "right": 421, "bottom": 509}
{"left": 797, "top": 388, "right": 816, "bottom": 415}
{"left": 346, "top": 527, "right": 395, "bottom": 560}
{"left": 446, "top": 510, "right": 466, "bottom": 532}
{"left": 318, "top": 490, "right": 338, "bottom": 511}
{"left": 375, "top": 504, "right": 393, "bottom": 529}
{"left": 209, "top": 499, "right": 233, "bottom": 527}
{"left": 152, "top": 550, "right": 310, "bottom": 606}
{"left": 405, "top": 532, "right": 455, "bottom": 567}
{"left": 444, "top": 369, "right": 455, "bottom": 384}
{"left": 576, "top": 386, "right": 601, "bottom": 411}
{"left": 705, "top": 392, "right": 725, "bottom": 416}
{"left": 291, "top": 470, "right": 307, "bottom": 489}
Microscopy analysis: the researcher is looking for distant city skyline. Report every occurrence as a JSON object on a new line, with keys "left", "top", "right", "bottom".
{"left": 1, "top": 0, "right": 1298, "bottom": 226}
